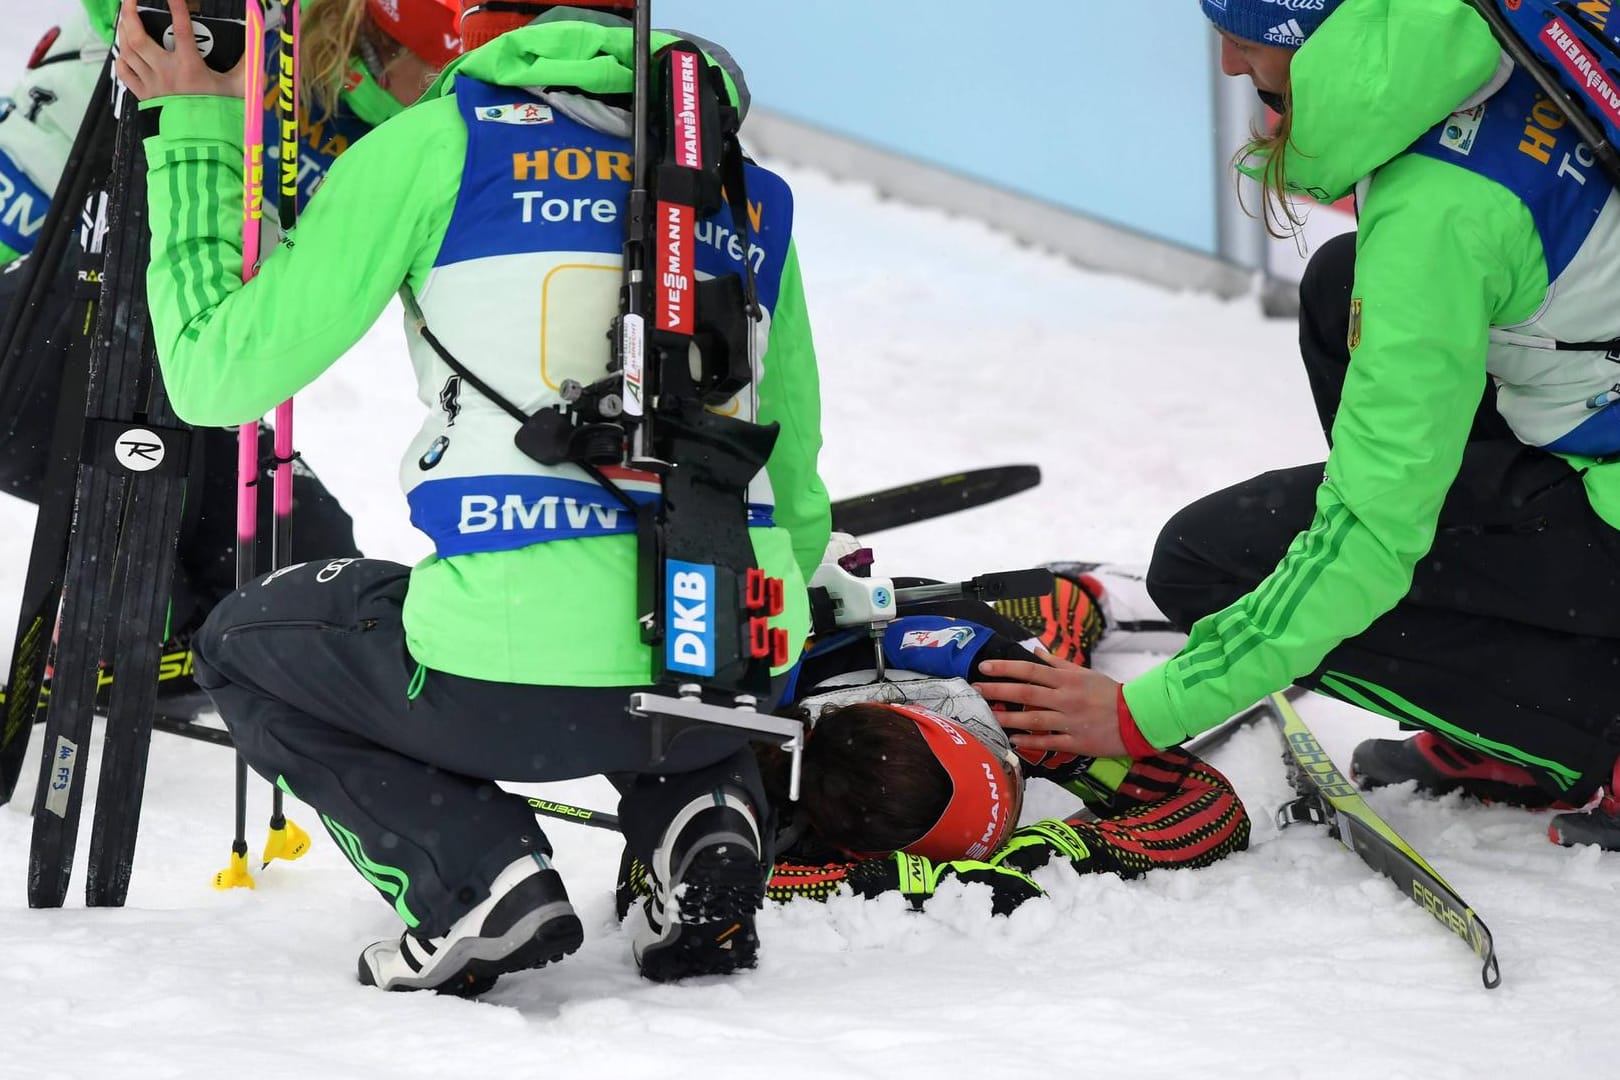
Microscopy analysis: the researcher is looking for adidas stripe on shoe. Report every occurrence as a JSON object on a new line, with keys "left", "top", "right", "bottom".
{"left": 358, "top": 852, "right": 582, "bottom": 997}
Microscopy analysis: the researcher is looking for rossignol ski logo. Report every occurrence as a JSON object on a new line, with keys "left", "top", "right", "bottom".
{"left": 666, "top": 560, "right": 717, "bottom": 677}
{"left": 900, "top": 625, "right": 978, "bottom": 650}
{"left": 115, "top": 428, "right": 165, "bottom": 472}
{"left": 162, "top": 20, "right": 215, "bottom": 59}
{"left": 1542, "top": 18, "right": 1620, "bottom": 129}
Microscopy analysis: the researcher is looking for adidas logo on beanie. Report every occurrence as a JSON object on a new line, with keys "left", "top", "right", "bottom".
{"left": 1199, "top": 0, "right": 1348, "bottom": 49}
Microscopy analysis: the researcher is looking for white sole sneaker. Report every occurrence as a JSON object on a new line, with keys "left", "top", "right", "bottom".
{"left": 358, "top": 853, "right": 583, "bottom": 996}
{"left": 631, "top": 789, "right": 765, "bottom": 983}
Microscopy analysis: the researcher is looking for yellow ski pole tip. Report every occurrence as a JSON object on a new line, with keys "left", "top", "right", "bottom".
{"left": 262, "top": 817, "right": 313, "bottom": 867}
{"left": 213, "top": 849, "right": 256, "bottom": 891}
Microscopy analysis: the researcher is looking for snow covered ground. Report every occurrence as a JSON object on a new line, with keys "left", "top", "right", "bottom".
{"left": 4, "top": 6, "right": 1620, "bottom": 1078}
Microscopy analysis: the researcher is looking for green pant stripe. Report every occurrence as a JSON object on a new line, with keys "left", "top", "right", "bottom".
{"left": 1319, "top": 671, "right": 1579, "bottom": 789}
{"left": 322, "top": 815, "right": 421, "bottom": 927}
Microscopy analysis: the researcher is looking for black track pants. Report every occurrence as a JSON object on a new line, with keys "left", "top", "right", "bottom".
{"left": 194, "top": 557, "right": 768, "bottom": 937}
{"left": 1147, "top": 233, "right": 1620, "bottom": 801}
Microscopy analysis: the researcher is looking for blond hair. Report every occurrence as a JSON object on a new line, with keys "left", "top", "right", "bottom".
{"left": 1238, "top": 85, "right": 1307, "bottom": 239}
{"left": 302, "top": 0, "right": 370, "bottom": 117}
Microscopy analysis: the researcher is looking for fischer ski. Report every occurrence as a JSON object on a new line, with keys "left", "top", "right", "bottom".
{"left": 830, "top": 464, "right": 1041, "bottom": 537}
{"left": 1265, "top": 690, "right": 1501, "bottom": 989}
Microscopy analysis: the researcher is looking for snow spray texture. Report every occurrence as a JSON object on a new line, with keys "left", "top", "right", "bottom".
{"left": 406, "top": 76, "right": 794, "bottom": 558}
{"left": 1408, "top": 57, "right": 1620, "bottom": 455}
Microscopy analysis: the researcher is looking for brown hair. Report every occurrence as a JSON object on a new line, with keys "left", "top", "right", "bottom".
{"left": 302, "top": 0, "right": 372, "bottom": 117}
{"left": 798, "top": 703, "right": 951, "bottom": 856}
{"left": 1240, "top": 84, "right": 1306, "bottom": 238}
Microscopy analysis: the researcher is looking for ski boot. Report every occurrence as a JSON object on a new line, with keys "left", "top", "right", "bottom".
{"left": 1549, "top": 758, "right": 1620, "bottom": 850}
{"left": 992, "top": 564, "right": 1106, "bottom": 664}
{"left": 1350, "top": 731, "right": 1571, "bottom": 809}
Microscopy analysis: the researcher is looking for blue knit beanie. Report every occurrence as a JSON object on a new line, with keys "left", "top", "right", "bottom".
{"left": 1199, "top": 0, "right": 1349, "bottom": 49}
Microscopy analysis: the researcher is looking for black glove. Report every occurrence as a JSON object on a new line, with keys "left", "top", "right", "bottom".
{"left": 845, "top": 852, "right": 1043, "bottom": 916}
{"left": 988, "top": 818, "right": 1096, "bottom": 875}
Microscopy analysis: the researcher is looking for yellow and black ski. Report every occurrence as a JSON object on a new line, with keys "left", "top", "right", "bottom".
{"left": 1268, "top": 691, "right": 1501, "bottom": 989}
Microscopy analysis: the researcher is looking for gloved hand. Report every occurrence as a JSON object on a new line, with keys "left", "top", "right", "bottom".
{"left": 988, "top": 818, "right": 1095, "bottom": 875}
{"left": 845, "top": 852, "right": 1043, "bottom": 915}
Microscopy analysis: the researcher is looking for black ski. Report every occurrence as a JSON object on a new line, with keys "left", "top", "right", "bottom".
{"left": 830, "top": 464, "right": 1041, "bottom": 537}
{"left": 0, "top": 59, "right": 117, "bottom": 805}
{"left": 1265, "top": 690, "right": 1501, "bottom": 989}
{"left": 29, "top": 2, "right": 247, "bottom": 909}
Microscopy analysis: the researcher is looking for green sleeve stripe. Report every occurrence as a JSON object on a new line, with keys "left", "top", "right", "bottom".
{"left": 1320, "top": 671, "right": 1579, "bottom": 788}
{"left": 1178, "top": 505, "right": 1355, "bottom": 689}
{"left": 158, "top": 141, "right": 239, "bottom": 334}
{"left": 1175, "top": 504, "right": 1335, "bottom": 677}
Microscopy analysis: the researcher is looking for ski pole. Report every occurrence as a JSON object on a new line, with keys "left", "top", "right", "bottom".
{"left": 216, "top": 0, "right": 269, "bottom": 892}
{"left": 260, "top": 0, "right": 310, "bottom": 871}
{"left": 526, "top": 796, "right": 621, "bottom": 833}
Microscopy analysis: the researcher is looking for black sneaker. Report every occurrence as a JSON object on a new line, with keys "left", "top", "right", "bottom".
{"left": 629, "top": 788, "right": 765, "bottom": 983}
{"left": 358, "top": 853, "right": 583, "bottom": 996}
{"left": 1350, "top": 731, "right": 1573, "bottom": 810}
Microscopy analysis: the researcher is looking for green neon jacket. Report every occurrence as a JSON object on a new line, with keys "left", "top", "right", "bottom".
{"left": 1126, "top": 0, "right": 1620, "bottom": 747}
{"left": 142, "top": 22, "right": 829, "bottom": 687}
